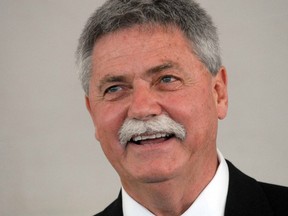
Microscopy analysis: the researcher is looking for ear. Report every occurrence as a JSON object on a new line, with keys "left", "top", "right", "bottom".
{"left": 212, "top": 67, "right": 228, "bottom": 120}
{"left": 85, "top": 96, "right": 92, "bottom": 115}
{"left": 85, "top": 96, "right": 100, "bottom": 140}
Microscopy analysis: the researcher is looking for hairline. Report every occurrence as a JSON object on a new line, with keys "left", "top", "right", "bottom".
{"left": 76, "top": 0, "right": 222, "bottom": 96}
{"left": 81, "top": 22, "right": 217, "bottom": 96}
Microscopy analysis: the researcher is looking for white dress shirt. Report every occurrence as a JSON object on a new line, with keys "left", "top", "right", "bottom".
{"left": 122, "top": 150, "right": 229, "bottom": 216}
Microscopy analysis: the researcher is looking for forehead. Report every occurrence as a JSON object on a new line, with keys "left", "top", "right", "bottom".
{"left": 91, "top": 25, "right": 198, "bottom": 78}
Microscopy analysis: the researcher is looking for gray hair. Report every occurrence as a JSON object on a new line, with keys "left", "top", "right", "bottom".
{"left": 76, "top": 0, "right": 222, "bottom": 96}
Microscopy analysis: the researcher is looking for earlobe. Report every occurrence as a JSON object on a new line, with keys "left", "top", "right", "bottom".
{"left": 213, "top": 67, "right": 228, "bottom": 120}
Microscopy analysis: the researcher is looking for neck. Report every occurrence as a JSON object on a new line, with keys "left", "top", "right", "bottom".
{"left": 122, "top": 153, "right": 218, "bottom": 216}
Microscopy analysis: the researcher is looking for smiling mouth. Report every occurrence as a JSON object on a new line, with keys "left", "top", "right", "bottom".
{"left": 129, "top": 133, "right": 175, "bottom": 145}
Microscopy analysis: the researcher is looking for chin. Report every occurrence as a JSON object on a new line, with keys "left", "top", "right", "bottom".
{"left": 140, "top": 175, "right": 174, "bottom": 184}
{"left": 130, "top": 167, "right": 180, "bottom": 184}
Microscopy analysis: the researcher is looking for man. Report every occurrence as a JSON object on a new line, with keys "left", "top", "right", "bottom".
{"left": 76, "top": 0, "right": 288, "bottom": 215}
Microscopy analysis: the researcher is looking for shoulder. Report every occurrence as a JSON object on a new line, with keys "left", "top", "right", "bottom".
{"left": 226, "top": 160, "right": 288, "bottom": 215}
{"left": 259, "top": 182, "right": 288, "bottom": 215}
{"left": 93, "top": 192, "right": 123, "bottom": 216}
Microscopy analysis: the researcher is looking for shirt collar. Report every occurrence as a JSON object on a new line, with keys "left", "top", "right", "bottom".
{"left": 122, "top": 188, "right": 154, "bottom": 216}
{"left": 122, "top": 150, "right": 229, "bottom": 216}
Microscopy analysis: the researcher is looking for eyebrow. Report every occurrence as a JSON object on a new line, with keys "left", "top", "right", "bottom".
{"left": 147, "top": 62, "right": 175, "bottom": 75}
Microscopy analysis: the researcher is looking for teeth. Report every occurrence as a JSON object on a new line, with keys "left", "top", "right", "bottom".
{"left": 155, "top": 133, "right": 162, "bottom": 138}
{"left": 132, "top": 133, "right": 169, "bottom": 142}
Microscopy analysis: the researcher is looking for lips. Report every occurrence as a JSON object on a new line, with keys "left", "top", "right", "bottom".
{"left": 129, "top": 133, "right": 174, "bottom": 145}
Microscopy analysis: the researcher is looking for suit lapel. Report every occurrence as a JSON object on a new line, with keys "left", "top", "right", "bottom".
{"left": 95, "top": 191, "right": 123, "bottom": 216}
{"left": 224, "top": 161, "right": 274, "bottom": 216}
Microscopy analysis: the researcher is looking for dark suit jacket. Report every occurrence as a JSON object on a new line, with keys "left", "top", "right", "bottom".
{"left": 94, "top": 161, "right": 288, "bottom": 216}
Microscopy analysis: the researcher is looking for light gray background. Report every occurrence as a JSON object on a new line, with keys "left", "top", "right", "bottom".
{"left": 1, "top": 0, "right": 288, "bottom": 215}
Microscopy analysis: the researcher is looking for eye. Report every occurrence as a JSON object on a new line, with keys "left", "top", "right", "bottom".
{"left": 155, "top": 74, "right": 183, "bottom": 91}
{"left": 104, "top": 85, "right": 123, "bottom": 94}
{"left": 160, "top": 75, "right": 177, "bottom": 83}
{"left": 102, "top": 84, "right": 131, "bottom": 101}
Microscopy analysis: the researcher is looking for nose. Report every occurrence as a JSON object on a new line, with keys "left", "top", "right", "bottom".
{"left": 127, "top": 83, "right": 162, "bottom": 120}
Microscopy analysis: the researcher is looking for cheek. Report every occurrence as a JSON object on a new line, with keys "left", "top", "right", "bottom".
{"left": 188, "top": 94, "right": 218, "bottom": 142}
{"left": 92, "top": 103, "right": 127, "bottom": 144}
{"left": 93, "top": 105, "right": 127, "bottom": 167}
{"left": 162, "top": 87, "right": 218, "bottom": 135}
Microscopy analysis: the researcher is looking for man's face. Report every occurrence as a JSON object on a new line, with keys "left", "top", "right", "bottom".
{"left": 86, "top": 25, "right": 228, "bottom": 185}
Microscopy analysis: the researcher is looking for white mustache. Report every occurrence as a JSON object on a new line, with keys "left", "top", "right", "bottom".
{"left": 118, "top": 114, "right": 186, "bottom": 146}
